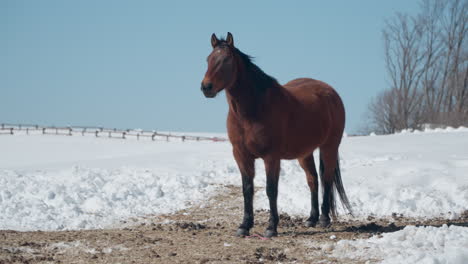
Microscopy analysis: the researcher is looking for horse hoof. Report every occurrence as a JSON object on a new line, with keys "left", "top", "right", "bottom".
{"left": 265, "top": 229, "right": 278, "bottom": 238}
{"left": 236, "top": 228, "right": 249, "bottom": 237}
{"left": 305, "top": 220, "right": 317, "bottom": 227}
{"left": 317, "top": 217, "right": 331, "bottom": 228}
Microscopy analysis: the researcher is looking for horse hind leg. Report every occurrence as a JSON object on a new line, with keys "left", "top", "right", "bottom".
{"left": 318, "top": 145, "right": 352, "bottom": 228}
{"left": 298, "top": 153, "right": 319, "bottom": 227}
{"left": 317, "top": 146, "right": 338, "bottom": 228}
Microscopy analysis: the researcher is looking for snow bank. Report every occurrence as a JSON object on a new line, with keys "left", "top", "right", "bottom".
{"left": 0, "top": 135, "right": 238, "bottom": 230}
{"left": 397, "top": 126, "right": 468, "bottom": 135}
{"left": 254, "top": 131, "right": 468, "bottom": 220}
{"left": 328, "top": 224, "right": 468, "bottom": 264}
{"left": 0, "top": 166, "right": 232, "bottom": 230}
{"left": 1, "top": 129, "right": 468, "bottom": 231}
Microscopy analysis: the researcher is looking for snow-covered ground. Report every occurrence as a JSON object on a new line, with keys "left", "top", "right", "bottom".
{"left": 312, "top": 224, "right": 468, "bottom": 264}
{"left": 1, "top": 128, "right": 468, "bottom": 262}
{"left": 0, "top": 134, "right": 236, "bottom": 230}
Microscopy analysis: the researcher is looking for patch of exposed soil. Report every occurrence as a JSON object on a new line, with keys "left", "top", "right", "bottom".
{"left": 1, "top": 185, "right": 467, "bottom": 264}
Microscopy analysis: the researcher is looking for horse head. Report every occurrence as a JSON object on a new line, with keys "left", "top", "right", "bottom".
{"left": 201, "top": 32, "right": 238, "bottom": 98}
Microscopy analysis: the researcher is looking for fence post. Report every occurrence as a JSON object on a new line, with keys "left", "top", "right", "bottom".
{"left": 152, "top": 133, "right": 156, "bottom": 141}
{"left": 122, "top": 132, "right": 126, "bottom": 139}
{"left": 137, "top": 133, "right": 140, "bottom": 140}
{"left": 95, "top": 130, "right": 99, "bottom": 137}
{"left": 26, "top": 128, "right": 29, "bottom": 135}
{"left": 42, "top": 128, "right": 46, "bottom": 134}
{"left": 10, "top": 128, "right": 13, "bottom": 135}
{"left": 68, "top": 127, "right": 72, "bottom": 136}
{"left": 82, "top": 128, "right": 85, "bottom": 136}
{"left": 108, "top": 131, "right": 111, "bottom": 138}
{"left": 55, "top": 127, "right": 58, "bottom": 135}
{"left": 182, "top": 136, "right": 185, "bottom": 142}
{"left": 166, "top": 135, "right": 169, "bottom": 141}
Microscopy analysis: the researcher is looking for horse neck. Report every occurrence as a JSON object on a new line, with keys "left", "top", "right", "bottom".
{"left": 226, "top": 60, "right": 282, "bottom": 121}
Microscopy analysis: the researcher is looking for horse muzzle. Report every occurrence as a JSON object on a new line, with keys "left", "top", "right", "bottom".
{"left": 201, "top": 82, "right": 216, "bottom": 98}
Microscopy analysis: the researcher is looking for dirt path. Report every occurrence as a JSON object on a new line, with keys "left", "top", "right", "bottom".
{"left": 1, "top": 185, "right": 467, "bottom": 264}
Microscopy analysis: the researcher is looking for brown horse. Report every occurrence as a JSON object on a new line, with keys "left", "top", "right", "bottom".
{"left": 201, "top": 33, "right": 352, "bottom": 237}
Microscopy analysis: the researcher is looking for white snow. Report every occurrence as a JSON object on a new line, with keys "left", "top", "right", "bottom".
{"left": 253, "top": 129, "right": 468, "bottom": 221}
{"left": 1, "top": 127, "right": 468, "bottom": 262}
{"left": 326, "top": 224, "right": 468, "bottom": 264}
{"left": 0, "top": 134, "right": 238, "bottom": 230}
{"left": 1, "top": 129, "right": 468, "bottom": 230}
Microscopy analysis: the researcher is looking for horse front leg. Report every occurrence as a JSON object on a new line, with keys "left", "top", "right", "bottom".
{"left": 264, "top": 157, "right": 281, "bottom": 238}
{"left": 233, "top": 148, "right": 255, "bottom": 237}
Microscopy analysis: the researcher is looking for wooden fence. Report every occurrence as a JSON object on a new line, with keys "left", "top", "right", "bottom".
{"left": 0, "top": 123, "right": 227, "bottom": 142}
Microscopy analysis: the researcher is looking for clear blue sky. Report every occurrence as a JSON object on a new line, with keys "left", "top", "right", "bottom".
{"left": 1, "top": 0, "right": 419, "bottom": 133}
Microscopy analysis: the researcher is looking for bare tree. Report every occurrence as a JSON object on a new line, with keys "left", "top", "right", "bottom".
{"left": 377, "top": 13, "right": 425, "bottom": 132}
{"left": 443, "top": 0, "right": 468, "bottom": 125}
{"left": 367, "top": 89, "right": 399, "bottom": 134}
{"left": 366, "top": 0, "right": 467, "bottom": 134}
{"left": 418, "top": 0, "right": 446, "bottom": 122}
{"left": 421, "top": 0, "right": 468, "bottom": 125}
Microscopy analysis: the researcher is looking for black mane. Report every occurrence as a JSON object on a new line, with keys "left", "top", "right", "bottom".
{"left": 217, "top": 39, "right": 278, "bottom": 95}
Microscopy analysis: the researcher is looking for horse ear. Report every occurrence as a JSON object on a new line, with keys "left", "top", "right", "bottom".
{"left": 226, "top": 32, "right": 234, "bottom": 47}
{"left": 211, "top": 33, "right": 219, "bottom": 48}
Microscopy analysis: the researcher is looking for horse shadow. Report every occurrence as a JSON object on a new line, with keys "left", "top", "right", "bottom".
{"left": 279, "top": 220, "right": 468, "bottom": 237}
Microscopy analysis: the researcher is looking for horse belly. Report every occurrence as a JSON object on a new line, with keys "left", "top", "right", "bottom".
{"left": 281, "top": 135, "right": 320, "bottom": 159}
{"left": 279, "top": 111, "right": 327, "bottom": 159}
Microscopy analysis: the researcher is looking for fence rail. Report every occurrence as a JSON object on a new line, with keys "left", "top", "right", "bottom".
{"left": 0, "top": 123, "right": 228, "bottom": 142}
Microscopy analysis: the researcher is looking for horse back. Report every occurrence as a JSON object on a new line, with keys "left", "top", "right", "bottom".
{"left": 227, "top": 78, "right": 345, "bottom": 160}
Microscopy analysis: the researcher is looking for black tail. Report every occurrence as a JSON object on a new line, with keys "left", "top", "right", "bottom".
{"left": 319, "top": 155, "right": 353, "bottom": 219}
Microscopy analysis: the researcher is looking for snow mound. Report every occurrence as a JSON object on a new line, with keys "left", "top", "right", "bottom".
{"left": 1, "top": 129, "right": 468, "bottom": 231}
{"left": 0, "top": 166, "right": 234, "bottom": 230}
{"left": 397, "top": 126, "right": 468, "bottom": 135}
{"left": 256, "top": 131, "right": 468, "bottom": 220}
{"left": 0, "top": 136, "right": 238, "bottom": 231}
{"left": 329, "top": 224, "right": 468, "bottom": 264}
